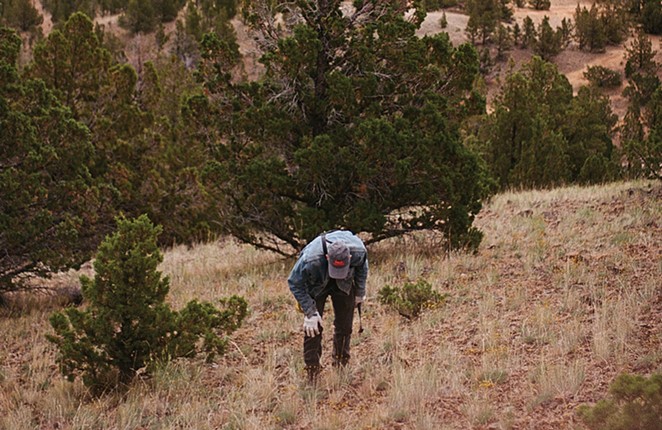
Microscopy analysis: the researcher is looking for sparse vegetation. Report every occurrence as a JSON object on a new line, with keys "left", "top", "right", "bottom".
{"left": 0, "top": 180, "right": 660, "bottom": 428}
{"left": 2, "top": 0, "right": 662, "bottom": 427}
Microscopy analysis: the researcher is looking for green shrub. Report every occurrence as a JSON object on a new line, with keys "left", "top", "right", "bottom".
{"left": 584, "top": 65, "right": 622, "bottom": 88}
{"left": 378, "top": 280, "right": 446, "bottom": 319}
{"left": 577, "top": 372, "right": 662, "bottom": 430}
{"left": 424, "top": 0, "right": 458, "bottom": 10}
{"left": 46, "top": 215, "right": 248, "bottom": 393}
{"left": 528, "top": 0, "right": 550, "bottom": 10}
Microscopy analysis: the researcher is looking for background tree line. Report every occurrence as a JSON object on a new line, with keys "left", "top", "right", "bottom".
{"left": 1, "top": 0, "right": 660, "bottom": 301}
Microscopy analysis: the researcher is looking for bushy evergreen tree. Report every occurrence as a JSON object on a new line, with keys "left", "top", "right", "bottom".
{"left": 621, "top": 30, "right": 661, "bottom": 179}
{"left": 28, "top": 13, "right": 216, "bottom": 246}
{"left": 584, "top": 65, "right": 622, "bottom": 88}
{"left": 42, "top": 0, "right": 94, "bottom": 24}
{"left": 47, "top": 215, "right": 248, "bottom": 392}
{"left": 641, "top": 0, "right": 662, "bottom": 34}
{"left": 578, "top": 372, "right": 662, "bottom": 430}
{"left": 473, "top": 56, "right": 619, "bottom": 189}
{"left": 527, "top": 0, "right": 549, "bottom": 10}
{"left": 574, "top": 2, "right": 628, "bottom": 52}
{"left": 494, "top": 23, "right": 512, "bottom": 60}
{"left": 521, "top": 15, "right": 536, "bottom": 48}
{"left": 120, "top": 0, "right": 158, "bottom": 33}
{"left": 563, "top": 85, "right": 619, "bottom": 183}
{"left": 534, "top": 15, "right": 563, "bottom": 60}
{"left": 574, "top": 4, "right": 607, "bottom": 52}
{"left": 194, "top": 0, "right": 491, "bottom": 253}
{"left": 466, "top": 0, "right": 502, "bottom": 44}
{"left": 0, "top": 26, "right": 102, "bottom": 298}
{"left": 1, "top": 0, "right": 43, "bottom": 32}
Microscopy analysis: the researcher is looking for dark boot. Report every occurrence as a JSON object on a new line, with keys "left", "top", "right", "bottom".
{"left": 332, "top": 334, "right": 351, "bottom": 367}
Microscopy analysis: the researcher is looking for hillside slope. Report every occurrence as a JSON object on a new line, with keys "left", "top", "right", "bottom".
{"left": 1, "top": 180, "right": 660, "bottom": 429}
{"left": 25, "top": 0, "right": 662, "bottom": 119}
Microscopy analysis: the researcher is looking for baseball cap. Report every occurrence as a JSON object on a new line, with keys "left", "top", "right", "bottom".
{"left": 327, "top": 240, "right": 351, "bottom": 279}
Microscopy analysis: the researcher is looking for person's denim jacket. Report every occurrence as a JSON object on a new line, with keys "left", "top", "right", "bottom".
{"left": 288, "top": 230, "right": 368, "bottom": 317}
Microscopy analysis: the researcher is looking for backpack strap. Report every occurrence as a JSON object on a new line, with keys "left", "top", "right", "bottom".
{"left": 321, "top": 233, "right": 328, "bottom": 256}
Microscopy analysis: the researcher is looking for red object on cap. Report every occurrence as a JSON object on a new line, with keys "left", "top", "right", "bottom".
{"left": 332, "top": 259, "right": 347, "bottom": 267}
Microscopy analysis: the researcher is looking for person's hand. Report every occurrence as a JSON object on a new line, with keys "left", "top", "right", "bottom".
{"left": 355, "top": 295, "right": 365, "bottom": 307}
{"left": 303, "top": 312, "right": 322, "bottom": 337}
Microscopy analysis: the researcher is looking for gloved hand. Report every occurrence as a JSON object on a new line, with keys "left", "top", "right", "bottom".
{"left": 355, "top": 295, "right": 365, "bottom": 307}
{"left": 303, "top": 312, "right": 322, "bottom": 337}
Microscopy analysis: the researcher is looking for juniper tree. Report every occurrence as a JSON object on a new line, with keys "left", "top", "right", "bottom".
{"left": 193, "top": 0, "right": 491, "bottom": 253}
{"left": 535, "top": 15, "right": 563, "bottom": 60}
{"left": 47, "top": 215, "right": 248, "bottom": 392}
{"left": 641, "top": 0, "right": 662, "bottom": 34}
{"left": 473, "top": 56, "right": 619, "bottom": 189}
{"left": 0, "top": 26, "right": 102, "bottom": 299}
{"left": 621, "top": 31, "right": 661, "bottom": 179}
{"left": 1, "top": 0, "right": 43, "bottom": 32}
{"left": 521, "top": 16, "right": 536, "bottom": 48}
{"left": 466, "top": 0, "right": 501, "bottom": 44}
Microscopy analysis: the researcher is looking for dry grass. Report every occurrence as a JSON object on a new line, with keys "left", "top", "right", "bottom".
{"left": 1, "top": 179, "right": 660, "bottom": 429}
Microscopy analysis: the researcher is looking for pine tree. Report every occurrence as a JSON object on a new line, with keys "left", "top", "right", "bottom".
{"left": 621, "top": 31, "right": 661, "bottom": 179}
{"left": 121, "top": 0, "right": 158, "bottom": 34}
{"left": 3, "top": 0, "right": 43, "bottom": 32}
{"left": 574, "top": 4, "right": 607, "bottom": 52}
{"left": 478, "top": 56, "right": 576, "bottom": 188}
{"left": 563, "top": 85, "right": 619, "bottom": 183}
{"left": 495, "top": 23, "right": 512, "bottom": 60}
{"left": 528, "top": 0, "right": 550, "bottom": 11}
{"left": 535, "top": 15, "right": 562, "bottom": 60}
{"left": 641, "top": 0, "right": 662, "bottom": 34}
{"left": 47, "top": 215, "right": 248, "bottom": 392}
{"left": 521, "top": 16, "right": 536, "bottom": 48}
{"left": 466, "top": 0, "right": 501, "bottom": 44}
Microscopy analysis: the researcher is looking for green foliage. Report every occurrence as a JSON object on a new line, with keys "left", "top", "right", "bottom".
{"left": 577, "top": 372, "right": 662, "bottom": 430}
{"left": 534, "top": 15, "right": 563, "bottom": 60}
{"left": 641, "top": 0, "right": 662, "bottom": 34}
{"left": 574, "top": 4, "right": 606, "bottom": 52}
{"left": 1, "top": 0, "right": 43, "bottom": 32}
{"left": 466, "top": 0, "right": 503, "bottom": 44}
{"left": 494, "top": 24, "right": 512, "bottom": 60}
{"left": 574, "top": 3, "right": 628, "bottom": 53}
{"left": 621, "top": 30, "right": 661, "bottom": 179}
{"left": 28, "top": 13, "right": 215, "bottom": 247}
{"left": 520, "top": 16, "right": 536, "bottom": 48}
{"left": 0, "top": 25, "right": 103, "bottom": 297}
{"left": 119, "top": 0, "right": 158, "bottom": 33}
{"left": 472, "top": 56, "right": 619, "bottom": 189}
{"left": 29, "top": 13, "right": 113, "bottom": 117}
{"left": 527, "top": 0, "right": 549, "bottom": 11}
{"left": 424, "top": 0, "right": 454, "bottom": 12}
{"left": 584, "top": 65, "right": 622, "bottom": 88}
{"left": 378, "top": 279, "right": 446, "bottom": 319}
{"left": 47, "top": 215, "right": 248, "bottom": 392}
{"left": 563, "top": 86, "right": 620, "bottom": 184}
{"left": 195, "top": 0, "right": 491, "bottom": 254}
{"left": 42, "top": 0, "right": 94, "bottom": 24}
{"left": 558, "top": 17, "right": 573, "bottom": 47}
{"left": 439, "top": 11, "right": 448, "bottom": 29}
